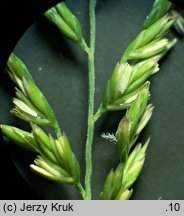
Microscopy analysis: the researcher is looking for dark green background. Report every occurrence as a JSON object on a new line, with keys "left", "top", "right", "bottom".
{"left": 0, "top": 0, "right": 184, "bottom": 199}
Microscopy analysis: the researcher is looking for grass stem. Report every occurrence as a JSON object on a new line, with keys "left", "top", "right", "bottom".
{"left": 84, "top": 0, "right": 96, "bottom": 200}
